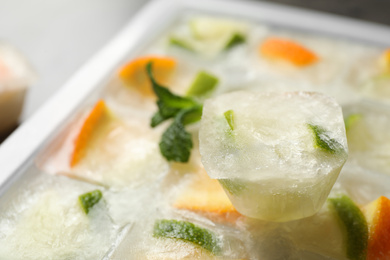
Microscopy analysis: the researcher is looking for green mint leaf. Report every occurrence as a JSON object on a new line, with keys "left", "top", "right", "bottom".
{"left": 153, "top": 219, "right": 221, "bottom": 254}
{"left": 224, "top": 33, "right": 246, "bottom": 50}
{"left": 308, "top": 124, "right": 344, "bottom": 154}
{"left": 79, "top": 189, "right": 103, "bottom": 214}
{"left": 159, "top": 109, "right": 195, "bottom": 162}
{"left": 146, "top": 62, "right": 197, "bottom": 109}
{"left": 147, "top": 62, "right": 203, "bottom": 162}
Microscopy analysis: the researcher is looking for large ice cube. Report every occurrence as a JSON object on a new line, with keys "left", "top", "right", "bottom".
{"left": 199, "top": 91, "right": 348, "bottom": 221}
{"left": 0, "top": 172, "right": 117, "bottom": 259}
{"left": 343, "top": 101, "right": 390, "bottom": 175}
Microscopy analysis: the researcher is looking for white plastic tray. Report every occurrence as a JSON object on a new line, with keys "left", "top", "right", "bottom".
{"left": 1, "top": 0, "right": 390, "bottom": 194}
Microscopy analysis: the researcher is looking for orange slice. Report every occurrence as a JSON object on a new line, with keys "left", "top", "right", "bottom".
{"left": 380, "top": 49, "right": 390, "bottom": 74}
{"left": 118, "top": 56, "right": 176, "bottom": 96}
{"left": 70, "top": 100, "right": 112, "bottom": 167}
{"left": 174, "top": 168, "right": 240, "bottom": 222}
{"left": 259, "top": 37, "right": 318, "bottom": 66}
{"left": 362, "top": 196, "right": 390, "bottom": 260}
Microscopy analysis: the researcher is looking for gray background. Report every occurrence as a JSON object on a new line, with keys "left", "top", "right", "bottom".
{"left": 1, "top": 0, "right": 389, "bottom": 133}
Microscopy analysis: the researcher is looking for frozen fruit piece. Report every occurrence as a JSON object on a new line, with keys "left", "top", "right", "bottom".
{"left": 190, "top": 17, "right": 246, "bottom": 42}
{"left": 224, "top": 33, "right": 246, "bottom": 50}
{"left": 379, "top": 49, "right": 390, "bottom": 74}
{"left": 199, "top": 91, "right": 347, "bottom": 221}
{"left": 169, "top": 16, "right": 248, "bottom": 56}
{"left": 173, "top": 170, "right": 239, "bottom": 222}
{"left": 308, "top": 123, "right": 344, "bottom": 154}
{"left": 186, "top": 71, "right": 219, "bottom": 98}
{"left": 118, "top": 56, "right": 176, "bottom": 96}
{"left": 362, "top": 196, "right": 390, "bottom": 260}
{"left": 153, "top": 219, "right": 222, "bottom": 254}
{"left": 79, "top": 189, "right": 103, "bottom": 214}
{"left": 169, "top": 37, "right": 194, "bottom": 52}
{"left": 329, "top": 194, "right": 368, "bottom": 260}
{"left": 344, "top": 114, "right": 362, "bottom": 132}
{"left": 70, "top": 100, "right": 112, "bottom": 167}
{"left": 223, "top": 110, "right": 235, "bottom": 131}
{"left": 260, "top": 37, "right": 318, "bottom": 66}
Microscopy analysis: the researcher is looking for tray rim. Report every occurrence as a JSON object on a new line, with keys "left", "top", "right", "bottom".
{"left": 1, "top": 0, "right": 390, "bottom": 191}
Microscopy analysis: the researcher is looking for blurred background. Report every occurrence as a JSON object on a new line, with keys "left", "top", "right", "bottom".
{"left": 1, "top": 0, "right": 390, "bottom": 142}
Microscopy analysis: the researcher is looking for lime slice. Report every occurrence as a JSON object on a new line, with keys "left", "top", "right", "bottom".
{"left": 308, "top": 123, "right": 344, "bottom": 154}
{"left": 329, "top": 194, "right": 368, "bottom": 260}
{"left": 190, "top": 17, "right": 246, "bottom": 40}
{"left": 186, "top": 71, "right": 219, "bottom": 98}
{"left": 344, "top": 114, "right": 362, "bottom": 132}
{"left": 224, "top": 33, "right": 246, "bottom": 50}
{"left": 224, "top": 110, "right": 235, "bottom": 131}
{"left": 79, "top": 189, "right": 103, "bottom": 214}
{"left": 189, "top": 17, "right": 247, "bottom": 52}
{"left": 153, "top": 219, "right": 221, "bottom": 254}
{"left": 169, "top": 36, "right": 194, "bottom": 52}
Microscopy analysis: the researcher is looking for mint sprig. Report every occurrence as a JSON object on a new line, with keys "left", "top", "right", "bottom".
{"left": 147, "top": 62, "right": 202, "bottom": 162}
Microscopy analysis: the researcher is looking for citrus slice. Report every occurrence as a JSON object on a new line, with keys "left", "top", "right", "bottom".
{"left": 260, "top": 37, "right": 318, "bottom": 66}
{"left": 173, "top": 169, "right": 239, "bottom": 222}
{"left": 118, "top": 56, "right": 176, "bottom": 96}
{"left": 186, "top": 71, "right": 219, "bottom": 98}
{"left": 79, "top": 190, "right": 103, "bottom": 214}
{"left": 153, "top": 219, "right": 222, "bottom": 254}
{"left": 172, "top": 17, "right": 248, "bottom": 55}
{"left": 190, "top": 17, "right": 246, "bottom": 42}
{"left": 169, "top": 37, "right": 194, "bottom": 52}
{"left": 362, "top": 196, "right": 390, "bottom": 260}
{"left": 329, "top": 194, "right": 368, "bottom": 260}
{"left": 379, "top": 49, "right": 390, "bottom": 74}
{"left": 344, "top": 114, "right": 362, "bottom": 132}
{"left": 70, "top": 100, "right": 113, "bottom": 167}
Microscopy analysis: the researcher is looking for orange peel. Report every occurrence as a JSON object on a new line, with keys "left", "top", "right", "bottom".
{"left": 118, "top": 56, "right": 176, "bottom": 96}
{"left": 362, "top": 196, "right": 390, "bottom": 260}
{"left": 70, "top": 100, "right": 111, "bottom": 167}
{"left": 260, "top": 37, "right": 318, "bottom": 66}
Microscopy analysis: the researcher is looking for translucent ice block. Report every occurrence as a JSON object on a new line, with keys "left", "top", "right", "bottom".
{"left": 0, "top": 172, "right": 117, "bottom": 259}
{"left": 343, "top": 101, "right": 390, "bottom": 175}
{"left": 199, "top": 91, "right": 348, "bottom": 221}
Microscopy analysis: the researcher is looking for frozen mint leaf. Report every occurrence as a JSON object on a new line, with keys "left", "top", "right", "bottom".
{"left": 146, "top": 62, "right": 197, "bottom": 109}
{"left": 159, "top": 109, "right": 196, "bottom": 162}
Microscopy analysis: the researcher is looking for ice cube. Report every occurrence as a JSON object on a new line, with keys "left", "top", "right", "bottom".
{"left": 199, "top": 91, "right": 348, "bottom": 221}
{"left": 343, "top": 101, "right": 390, "bottom": 175}
{"left": 0, "top": 172, "right": 117, "bottom": 259}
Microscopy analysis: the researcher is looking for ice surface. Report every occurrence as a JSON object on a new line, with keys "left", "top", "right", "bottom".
{"left": 109, "top": 209, "right": 251, "bottom": 260}
{"left": 199, "top": 91, "right": 348, "bottom": 221}
{"left": 343, "top": 101, "right": 390, "bottom": 175}
{"left": 0, "top": 172, "right": 117, "bottom": 260}
{"left": 40, "top": 103, "right": 169, "bottom": 190}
